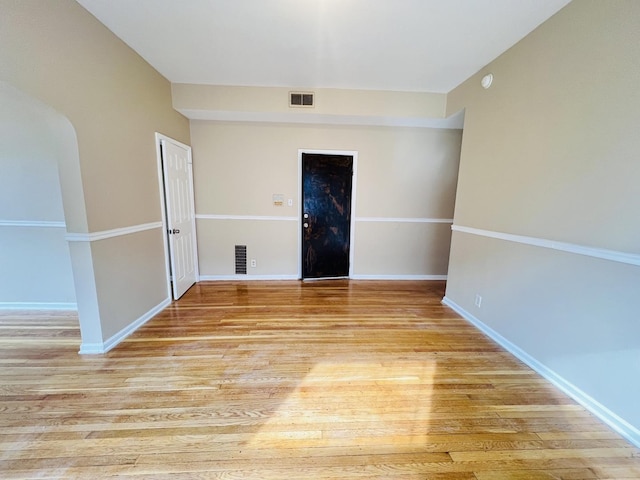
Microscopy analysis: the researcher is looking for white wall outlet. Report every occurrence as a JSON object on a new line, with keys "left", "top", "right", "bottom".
{"left": 475, "top": 294, "right": 482, "bottom": 308}
{"left": 287, "top": 198, "right": 293, "bottom": 207}
{"left": 250, "top": 259, "right": 257, "bottom": 268}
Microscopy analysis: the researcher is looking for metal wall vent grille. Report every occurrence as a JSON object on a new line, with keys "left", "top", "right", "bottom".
{"left": 289, "top": 92, "right": 314, "bottom": 108}
{"left": 235, "top": 245, "right": 247, "bottom": 274}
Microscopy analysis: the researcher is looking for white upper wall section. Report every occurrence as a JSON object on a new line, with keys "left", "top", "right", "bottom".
{"left": 76, "top": 0, "right": 571, "bottom": 93}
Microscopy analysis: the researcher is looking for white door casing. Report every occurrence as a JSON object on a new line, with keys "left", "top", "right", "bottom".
{"left": 160, "top": 137, "right": 198, "bottom": 299}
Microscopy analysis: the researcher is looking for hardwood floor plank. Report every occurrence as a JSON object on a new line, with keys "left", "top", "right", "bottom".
{"left": 1, "top": 280, "right": 638, "bottom": 478}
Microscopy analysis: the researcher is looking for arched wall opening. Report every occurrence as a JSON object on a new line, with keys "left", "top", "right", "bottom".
{"left": 0, "top": 80, "right": 101, "bottom": 348}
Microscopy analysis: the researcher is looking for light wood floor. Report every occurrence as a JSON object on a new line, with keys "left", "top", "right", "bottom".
{"left": 1, "top": 281, "right": 639, "bottom": 479}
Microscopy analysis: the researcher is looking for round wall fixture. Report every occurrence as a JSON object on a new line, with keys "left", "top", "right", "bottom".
{"left": 481, "top": 73, "right": 493, "bottom": 89}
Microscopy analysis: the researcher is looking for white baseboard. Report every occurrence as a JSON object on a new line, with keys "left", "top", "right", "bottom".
{"left": 441, "top": 296, "right": 640, "bottom": 449}
{"left": 0, "top": 302, "right": 77, "bottom": 310}
{"left": 199, "top": 275, "right": 299, "bottom": 281}
{"left": 199, "top": 274, "right": 447, "bottom": 281}
{"left": 77, "top": 341, "right": 107, "bottom": 355}
{"left": 351, "top": 274, "right": 447, "bottom": 281}
{"left": 79, "top": 297, "right": 171, "bottom": 354}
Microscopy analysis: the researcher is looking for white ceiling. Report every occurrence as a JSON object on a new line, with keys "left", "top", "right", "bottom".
{"left": 77, "top": 0, "right": 571, "bottom": 94}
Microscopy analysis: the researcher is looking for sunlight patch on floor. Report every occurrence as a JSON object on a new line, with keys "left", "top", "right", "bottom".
{"left": 246, "top": 359, "right": 437, "bottom": 449}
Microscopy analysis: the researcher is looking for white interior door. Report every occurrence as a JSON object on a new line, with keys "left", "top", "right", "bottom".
{"left": 161, "top": 139, "right": 198, "bottom": 299}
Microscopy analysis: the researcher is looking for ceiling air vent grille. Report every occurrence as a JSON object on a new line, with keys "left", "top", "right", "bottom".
{"left": 235, "top": 245, "right": 247, "bottom": 275}
{"left": 289, "top": 92, "right": 314, "bottom": 108}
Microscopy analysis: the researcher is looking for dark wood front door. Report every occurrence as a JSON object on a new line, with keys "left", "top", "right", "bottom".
{"left": 302, "top": 153, "right": 353, "bottom": 279}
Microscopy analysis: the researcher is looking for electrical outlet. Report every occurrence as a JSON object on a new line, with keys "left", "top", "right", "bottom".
{"left": 250, "top": 259, "right": 257, "bottom": 268}
{"left": 475, "top": 294, "right": 482, "bottom": 308}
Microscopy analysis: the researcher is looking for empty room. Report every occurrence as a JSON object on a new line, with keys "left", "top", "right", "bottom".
{"left": 1, "top": 0, "right": 639, "bottom": 478}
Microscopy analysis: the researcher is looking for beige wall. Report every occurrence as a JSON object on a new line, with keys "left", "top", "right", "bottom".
{"left": 197, "top": 220, "right": 299, "bottom": 277}
{"left": 0, "top": 83, "right": 66, "bottom": 222}
{"left": 173, "top": 84, "right": 447, "bottom": 120}
{"left": 190, "top": 121, "right": 461, "bottom": 278}
{"left": 354, "top": 222, "right": 452, "bottom": 276}
{"left": 444, "top": 0, "right": 640, "bottom": 436}
{"left": 0, "top": 0, "right": 190, "bottom": 350}
{"left": 0, "top": 226, "right": 76, "bottom": 305}
{"left": 1, "top": 0, "right": 190, "bottom": 232}
{"left": 91, "top": 229, "right": 169, "bottom": 340}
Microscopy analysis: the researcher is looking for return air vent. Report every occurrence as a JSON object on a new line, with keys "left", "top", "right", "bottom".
{"left": 289, "top": 91, "right": 314, "bottom": 108}
{"left": 235, "top": 245, "right": 247, "bottom": 274}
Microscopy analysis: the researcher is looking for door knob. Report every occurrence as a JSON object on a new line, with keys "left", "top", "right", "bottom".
{"left": 172, "top": 229, "right": 180, "bottom": 234}
{"left": 303, "top": 223, "right": 309, "bottom": 228}
{"left": 303, "top": 213, "right": 309, "bottom": 219}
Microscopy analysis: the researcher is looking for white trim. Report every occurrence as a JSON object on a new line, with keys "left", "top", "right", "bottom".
{"left": 298, "top": 149, "right": 358, "bottom": 280}
{"left": 0, "top": 220, "right": 66, "bottom": 228}
{"left": 176, "top": 109, "right": 465, "bottom": 130}
{"left": 156, "top": 134, "right": 191, "bottom": 152}
{"left": 441, "top": 296, "right": 640, "bottom": 449}
{"left": 79, "top": 297, "right": 171, "bottom": 354}
{"left": 0, "top": 302, "right": 77, "bottom": 310}
{"left": 199, "top": 275, "right": 299, "bottom": 281}
{"left": 187, "top": 150, "right": 201, "bottom": 284}
{"left": 296, "top": 149, "right": 302, "bottom": 279}
{"left": 77, "top": 342, "right": 108, "bottom": 355}
{"left": 65, "top": 222, "right": 162, "bottom": 242}
{"left": 298, "top": 152, "right": 303, "bottom": 279}
{"left": 452, "top": 225, "right": 640, "bottom": 267}
{"left": 196, "top": 214, "right": 297, "bottom": 222}
{"left": 357, "top": 217, "right": 453, "bottom": 224}
{"left": 351, "top": 274, "right": 447, "bottom": 281}
{"left": 350, "top": 155, "right": 358, "bottom": 277}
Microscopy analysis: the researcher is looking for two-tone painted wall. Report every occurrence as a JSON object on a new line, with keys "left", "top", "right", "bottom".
{"left": 444, "top": 0, "right": 640, "bottom": 443}
{"left": 3, "top": 0, "right": 639, "bottom": 448}
{"left": 173, "top": 84, "right": 463, "bottom": 279}
{"left": 0, "top": 0, "right": 190, "bottom": 352}
{"left": 0, "top": 82, "right": 76, "bottom": 309}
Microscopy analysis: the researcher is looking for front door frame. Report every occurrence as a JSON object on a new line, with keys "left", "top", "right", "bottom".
{"left": 298, "top": 149, "right": 358, "bottom": 280}
{"left": 155, "top": 132, "right": 200, "bottom": 300}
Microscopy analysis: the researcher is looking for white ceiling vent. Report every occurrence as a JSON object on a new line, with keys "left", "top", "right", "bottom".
{"left": 289, "top": 92, "right": 314, "bottom": 108}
